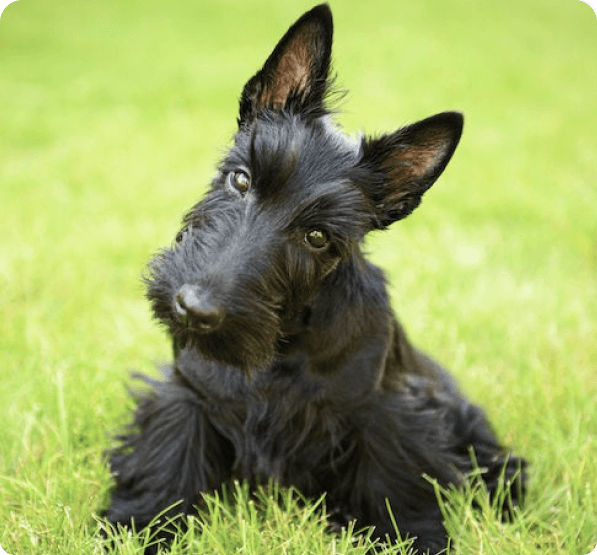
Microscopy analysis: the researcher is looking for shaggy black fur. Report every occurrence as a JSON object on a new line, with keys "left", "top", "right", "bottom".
{"left": 104, "top": 5, "right": 527, "bottom": 553}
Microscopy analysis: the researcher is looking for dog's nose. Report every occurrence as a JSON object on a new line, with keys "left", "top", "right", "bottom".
{"left": 175, "top": 284, "right": 224, "bottom": 332}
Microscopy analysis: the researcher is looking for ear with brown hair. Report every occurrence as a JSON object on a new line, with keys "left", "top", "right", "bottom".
{"left": 238, "top": 4, "right": 333, "bottom": 124}
{"left": 360, "top": 112, "right": 464, "bottom": 228}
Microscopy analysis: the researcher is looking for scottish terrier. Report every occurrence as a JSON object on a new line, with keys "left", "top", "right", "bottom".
{"left": 104, "top": 4, "right": 527, "bottom": 553}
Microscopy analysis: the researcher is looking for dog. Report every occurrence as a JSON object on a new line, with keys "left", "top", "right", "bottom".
{"left": 104, "top": 4, "right": 527, "bottom": 553}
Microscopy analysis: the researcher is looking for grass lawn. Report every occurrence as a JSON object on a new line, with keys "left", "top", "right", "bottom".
{"left": 0, "top": 0, "right": 596, "bottom": 553}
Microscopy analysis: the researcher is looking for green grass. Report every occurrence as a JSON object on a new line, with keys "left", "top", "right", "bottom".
{"left": 0, "top": 0, "right": 596, "bottom": 553}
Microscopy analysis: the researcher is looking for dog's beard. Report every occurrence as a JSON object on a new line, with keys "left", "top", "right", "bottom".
{"left": 170, "top": 299, "right": 283, "bottom": 372}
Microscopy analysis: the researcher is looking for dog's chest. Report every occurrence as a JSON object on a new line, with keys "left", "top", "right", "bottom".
{"left": 192, "top": 362, "right": 354, "bottom": 487}
{"left": 232, "top": 395, "right": 352, "bottom": 488}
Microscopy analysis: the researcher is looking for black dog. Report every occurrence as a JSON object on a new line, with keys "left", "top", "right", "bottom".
{"left": 104, "top": 5, "right": 526, "bottom": 553}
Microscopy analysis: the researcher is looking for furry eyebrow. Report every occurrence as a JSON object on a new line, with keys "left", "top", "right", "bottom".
{"left": 288, "top": 185, "right": 369, "bottom": 240}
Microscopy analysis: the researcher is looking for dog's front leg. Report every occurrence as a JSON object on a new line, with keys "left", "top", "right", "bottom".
{"left": 104, "top": 366, "right": 233, "bottom": 535}
{"left": 343, "top": 391, "right": 458, "bottom": 555}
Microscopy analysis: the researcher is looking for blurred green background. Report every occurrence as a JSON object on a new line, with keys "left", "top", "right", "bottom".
{"left": 0, "top": 0, "right": 596, "bottom": 553}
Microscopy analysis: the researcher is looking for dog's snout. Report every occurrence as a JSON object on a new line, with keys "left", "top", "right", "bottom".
{"left": 175, "top": 284, "right": 224, "bottom": 332}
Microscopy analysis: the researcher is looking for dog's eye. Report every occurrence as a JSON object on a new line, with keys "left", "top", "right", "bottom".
{"left": 175, "top": 226, "right": 191, "bottom": 244}
{"left": 227, "top": 170, "right": 251, "bottom": 194}
{"left": 305, "top": 229, "right": 329, "bottom": 250}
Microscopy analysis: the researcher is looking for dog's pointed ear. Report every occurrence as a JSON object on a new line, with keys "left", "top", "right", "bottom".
{"left": 359, "top": 112, "right": 464, "bottom": 228}
{"left": 238, "top": 4, "right": 333, "bottom": 125}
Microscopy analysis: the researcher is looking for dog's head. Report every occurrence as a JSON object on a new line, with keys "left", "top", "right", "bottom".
{"left": 145, "top": 4, "right": 463, "bottom": 371}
